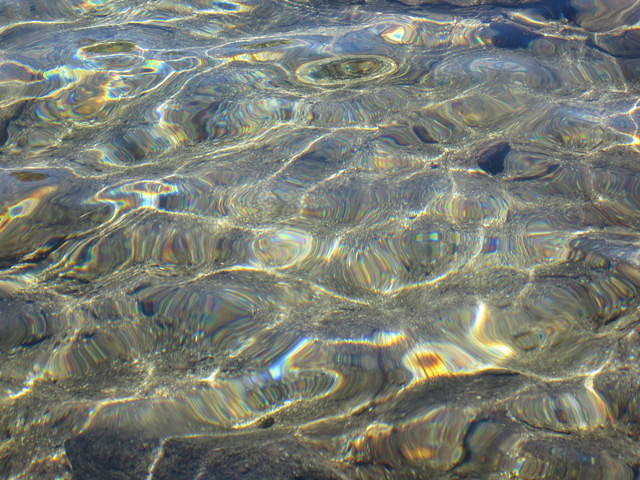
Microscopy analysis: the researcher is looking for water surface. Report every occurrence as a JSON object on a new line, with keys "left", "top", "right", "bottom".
{"left": 1, "top": 0, "right": 640, "bottom": 478}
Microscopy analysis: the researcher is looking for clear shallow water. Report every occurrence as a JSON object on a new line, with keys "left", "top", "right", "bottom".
{"left": 1, "top": 0, "right": 640, "bottom": 478}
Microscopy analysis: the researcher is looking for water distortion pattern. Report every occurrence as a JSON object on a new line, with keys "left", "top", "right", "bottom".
{"left": 1, "top": 0, "right": 640, "bottom": 478}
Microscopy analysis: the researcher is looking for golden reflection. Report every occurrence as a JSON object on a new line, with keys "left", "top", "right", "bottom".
{"left": 403, "top": 342, "right": 485, "bottom": 383}
{"left": 469, "top": 302, "right": 513, "bottom": 360}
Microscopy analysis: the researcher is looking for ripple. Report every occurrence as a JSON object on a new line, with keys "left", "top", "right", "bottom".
{"left": 518, "top": 216, "right": 573, "bottom": 263}
{"left": 1, "top": 44, "right": 184, "bottom": 154}
{"left": 272, "top": 132, "right": 356, "bottom": 203}
{"left": 568, "top": 235, "right": 640, "bottom": 298}
{"left": 134, "top": 274, "right": 276, "bottom": 352}
{"left": 591, "top": 165, "right": 640, "bottom": 227}
{"left": 0, "top": 60, "right": 44, "bottom": 84}
{"left": 594, "top": 29, "right": 640, "bottom": 59}
{"left": 347, "top": 407, "right": 475, "bottom": 472}
{"left": 98, "top": 91, "right": 294, "bottom": 164}
{"left": 84, "top": 329, "right": 411, "bottom": 431}
{"left": 595, "top": 369, "right": 640, "bottom": 438}
{"left": 360, "top": 125, "right": 441, "bottom": 171}
{"left": 301, "top": 177, "right": 396, "bottom": 229}
{"left": 43, "top": 323, "right": 153, "bottom": 379}
{"left": 3, "top": 1, "right": 640, "bottom": 478}
{"left": 403, "top": 343, "right": 487, "bottom": 383}
{"left": 508, "top": 438, "right": 634, "bottom": 479}
{"left": 79, "top": 41, "right": 138, "bottom": 55}
{"left": 299, "top": 170, "right": 451, "bottom": 231}
{"left": 434, "top": 93, "right": 525, "bottom": 130}
{"left": 0, "top": 294, "right": 52, "bottom": 350}
{"left": 431, "top": 182, "right": 508, "bottom": 226}
{"left": 380, "top": 22, "right": 421, "bottom": 45}
{"left": 473, "top": 213, "right": 573, "bottom": 268}
{"left": 521, "top": 280, "right": 600, "bottom": 329}
{"left": 423, "top": 52, "right": 560, "bottom": 92}
{"left": 295, "top": 54, "right": 398, "bottom": 87}
{"left": 438, "top": 303, "right": 515, "bottom": 363}
{"left": 502, "top": 150, "right": 559, "bottom": 180}
{"left": 48, "top": 214, "right": 245, "bottom": 281}
{"left": 463, "top": 418, "right": 633, "bottom": 479}
{"left": 324, "top": 220, "right": 471, "bottom": 295}
{"left": 508, "top": 383, "right": 611, "bottom": 432}
{"left": 0, "top": 168, "right": 110, "bottom": 269}
{"left": 570, "top": 0, "right": 640, "bottom": 32}
{"left": 525, "top": 105, "right": 616, "bottom": 152}
{"left": 183, "top": 369, "right": 338, "bottom": 426}
{"left": 249, "top": 227, "right": 315, "bottom": 269}
{"left": 306, "top": 87, "right": 413, "bottom": 127}
{"left": 402, "top": 107, "right": 459, "bottom": 143}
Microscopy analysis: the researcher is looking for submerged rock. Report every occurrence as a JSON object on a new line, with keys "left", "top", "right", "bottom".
{"left": 65, "top": 430, "right": 160, "bottom": 480}
{"left": 65, "top": 430, "right": 344, "bottom": 480}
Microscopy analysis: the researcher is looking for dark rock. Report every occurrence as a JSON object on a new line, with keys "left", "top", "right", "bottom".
{"left": 151, "top": 432, "right": 345, "bottom": 480}
{"left": 412, "top": 125, "right": 438, "bottom": 143}
{"left": 484, "top": 22, "right": 541, "bottom": 49}
{"left": 477, "top": 142, "right": 510, "bottom": 176}
{"left": 257, "top": 416, "right": 275, "bottom": 429}
{"left": 65, "top": 430, "right": 160, "bottom": 480}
